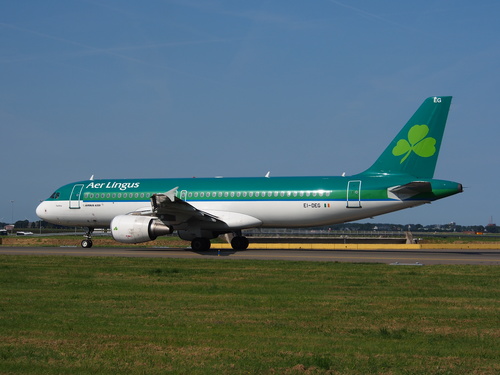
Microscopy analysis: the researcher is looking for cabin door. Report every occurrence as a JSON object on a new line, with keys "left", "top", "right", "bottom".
{"left": 346, "top": 180, "right": 362, "bottom": 208}
{"left": 69, "top": 184, "right": 84, "bottom": 209}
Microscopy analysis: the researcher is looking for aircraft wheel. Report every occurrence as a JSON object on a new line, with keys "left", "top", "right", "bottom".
{"left": 81, "top": 239, "right": 93, "bottom": 248}
{"left": 191, "top": 238, "right": 211, "bottom": 251}
{"left": 231, "top": 236, "right": 249, "bottom": 250}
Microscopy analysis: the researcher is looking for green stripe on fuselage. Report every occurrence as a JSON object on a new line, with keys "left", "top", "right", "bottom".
{"left": 46, "top": 176, "right": 460, "bottom": 204}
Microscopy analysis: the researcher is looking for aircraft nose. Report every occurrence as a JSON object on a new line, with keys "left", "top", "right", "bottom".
{"left": 36, "top": 201, "right": 48, "bottom": 220}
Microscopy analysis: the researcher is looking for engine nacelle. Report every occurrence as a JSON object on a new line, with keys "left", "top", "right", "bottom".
{"left": 111, "top": 215, "right": 173, "bottom": 244}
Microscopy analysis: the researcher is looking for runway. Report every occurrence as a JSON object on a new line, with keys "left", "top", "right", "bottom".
{"left": 1, "top": 246, "right": 499, "bottom": 265}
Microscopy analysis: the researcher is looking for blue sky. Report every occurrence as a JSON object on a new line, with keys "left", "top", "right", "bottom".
{"left": 1, "top": 0, "right": 499, "bottom": 226}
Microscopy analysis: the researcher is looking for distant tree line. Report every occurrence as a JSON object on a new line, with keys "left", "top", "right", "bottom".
{"left": 325, "top": 222, "right": 498, "bottom": 234}
{"left": 1, "top": 220, "right": 71, "bottom": 231}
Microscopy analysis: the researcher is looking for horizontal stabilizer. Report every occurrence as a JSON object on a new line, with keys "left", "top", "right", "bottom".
{"left": 388, "top": 181, "right": 432, "bottom": 200}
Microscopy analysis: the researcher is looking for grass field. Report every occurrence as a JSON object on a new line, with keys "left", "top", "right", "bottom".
{"left": 0, "top": 255, "right": 498, "bottom": 374}
{"left": 0, "top": 235, "right": 194, "bottom": 248}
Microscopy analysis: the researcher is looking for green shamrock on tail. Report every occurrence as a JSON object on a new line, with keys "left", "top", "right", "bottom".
{"left": 392, "top": 124, "right": 436, "bottom": 163}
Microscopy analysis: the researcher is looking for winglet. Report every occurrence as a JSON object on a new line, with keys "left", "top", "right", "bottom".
{"left": 165, "top": 187, "right": 178, "bottom": 202}
{"left": 151, "top": 187, "right": 178, "bottom": 212}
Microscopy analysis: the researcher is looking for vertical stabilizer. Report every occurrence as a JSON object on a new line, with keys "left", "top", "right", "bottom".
{"left": 362, "top": 96, "right": 452, "bottom": 178}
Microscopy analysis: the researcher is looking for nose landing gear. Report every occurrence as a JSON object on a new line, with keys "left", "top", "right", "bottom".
{"left": 81, "top": 228, "right": 94, "bottom": 248}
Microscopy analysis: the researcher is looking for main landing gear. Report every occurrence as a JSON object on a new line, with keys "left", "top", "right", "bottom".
{"left": 230, "top": 235, "right": 249, "bottom": 250}
{"left": 81, "top": 228, "right": 94, "bottom": 248}
{"left": 190, "top": 235, "right": 250, "bottom": 251}
{"left": 191, "top": 237, "right": 211, "bottom": 251}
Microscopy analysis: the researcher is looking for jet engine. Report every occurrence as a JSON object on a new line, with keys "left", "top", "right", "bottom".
{"left": 111, "top": 215, "right": 173, "bottom": 244}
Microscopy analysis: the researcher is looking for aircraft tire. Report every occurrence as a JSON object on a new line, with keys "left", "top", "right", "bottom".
{"left": 231, "top": 236, "right": 249, "bottom": 250}
{"left": 81, "top": 239, "right": 93, "bottom": 248}
{"left": 191, "top": 238, "right": 211, "bottom": 251}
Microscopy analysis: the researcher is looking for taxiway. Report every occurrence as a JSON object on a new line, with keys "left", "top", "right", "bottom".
{"left": 0, "top": 246, "right": 499, "bottom": 265}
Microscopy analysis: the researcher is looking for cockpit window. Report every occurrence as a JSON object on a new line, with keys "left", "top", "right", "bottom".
{"left": 50, "top": 192, "right": 60, "bottom": 199}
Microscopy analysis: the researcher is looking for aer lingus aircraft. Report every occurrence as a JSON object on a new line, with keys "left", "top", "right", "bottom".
{"left": 36, "top": 96, "right": 462, "bottom": 250}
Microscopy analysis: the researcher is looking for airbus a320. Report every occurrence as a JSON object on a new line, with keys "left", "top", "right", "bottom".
{"left": 36, "top": 96, "right": 462, "bottom": 250}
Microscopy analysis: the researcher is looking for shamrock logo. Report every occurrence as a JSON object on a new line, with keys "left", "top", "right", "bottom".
{"left": 392, "top": 124, "right": 436, "bottom": 163}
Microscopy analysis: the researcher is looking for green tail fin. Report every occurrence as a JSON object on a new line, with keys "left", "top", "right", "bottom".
{"left": 362, "top": 96, "right": 452, "bottom": 178}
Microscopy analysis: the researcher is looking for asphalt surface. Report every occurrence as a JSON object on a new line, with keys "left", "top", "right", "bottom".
{"left": 1, "top": 246, "right": 499, "bottom": 265}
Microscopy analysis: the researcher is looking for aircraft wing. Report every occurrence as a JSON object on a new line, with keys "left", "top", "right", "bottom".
{"left": 149, "top": 187, "right": 262, "bottom": 229}
{"left": 387, "top": 181, "right": 432, "bottom": 200}
{"left": 150, "top": 187, "right": 219, "bottom": 226}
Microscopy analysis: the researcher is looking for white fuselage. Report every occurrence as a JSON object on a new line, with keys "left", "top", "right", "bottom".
{"left": 36, "top": 198, "right": 423, "bottom": 230}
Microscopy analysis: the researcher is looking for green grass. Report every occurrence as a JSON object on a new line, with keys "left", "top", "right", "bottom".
{"left": 0, "top": 256, "right": 498, "bottom": 374}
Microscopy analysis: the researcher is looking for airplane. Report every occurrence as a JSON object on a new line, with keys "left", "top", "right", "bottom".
{"left": 36, "top": 96, "right": 462, "bottom": 251}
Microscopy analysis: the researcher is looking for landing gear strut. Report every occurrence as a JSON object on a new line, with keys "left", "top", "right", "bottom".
{"left": 81, "top": 228, "right": 94, "bottom": 248}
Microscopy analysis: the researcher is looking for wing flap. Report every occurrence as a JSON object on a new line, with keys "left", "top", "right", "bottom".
{"left": 202, "top": 210, "right": 262, "bottom": 229}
